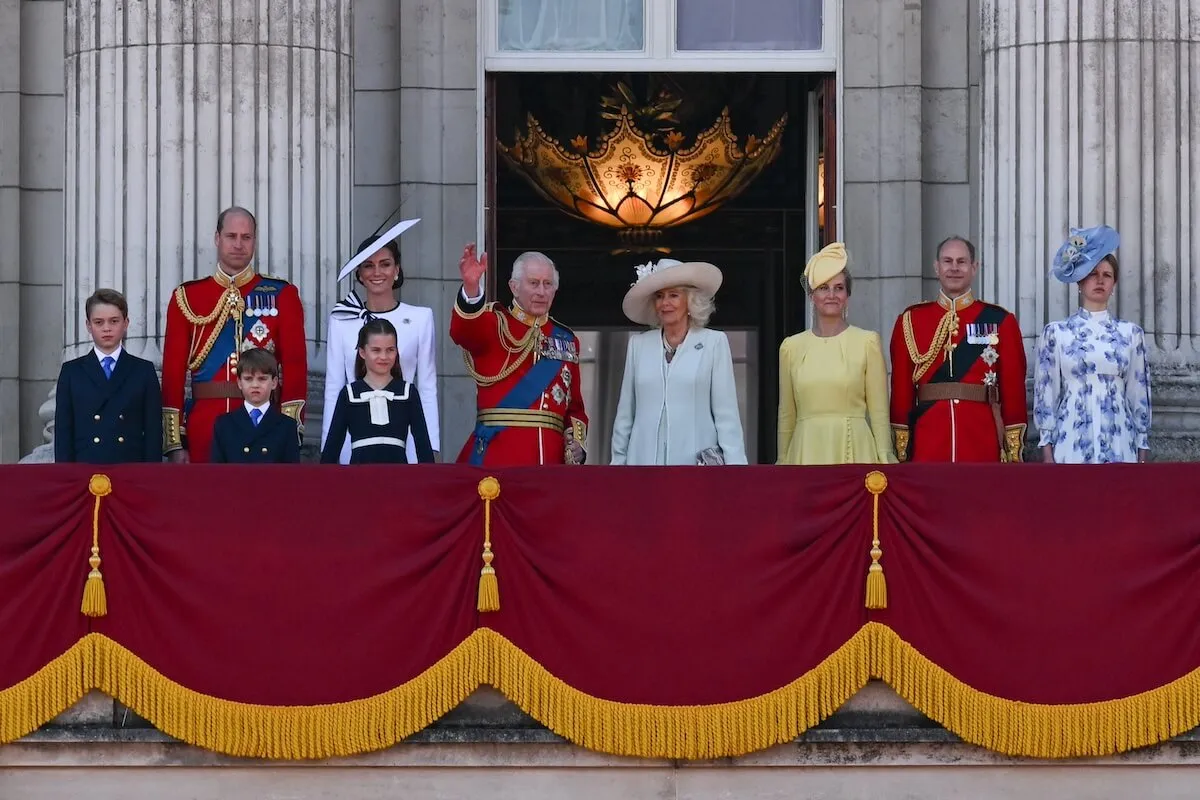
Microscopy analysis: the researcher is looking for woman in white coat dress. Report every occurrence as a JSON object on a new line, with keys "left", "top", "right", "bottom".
{"left": 322, "top": 220, "right": 440, "bottom": 463}
{"left": 610, "top": 259, "right": 747, "bottom": 465}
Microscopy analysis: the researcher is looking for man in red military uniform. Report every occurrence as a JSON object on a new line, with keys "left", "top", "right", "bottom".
{"left": 451, "top": 244, "right": 587, "bottom": 466}
{"left": 889, "top": 236, "right": 1028, "bottom": 463}
{"left": 162, "top": 207, "right": 307, "bottom": 463}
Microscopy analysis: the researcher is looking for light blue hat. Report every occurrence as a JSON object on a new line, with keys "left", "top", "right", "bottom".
{"left": 1051, "top": 225, "right": 1120, "bottom": 284}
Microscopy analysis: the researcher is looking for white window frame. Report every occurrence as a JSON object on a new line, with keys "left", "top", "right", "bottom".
{"left": 482, "top": 0, "right": 839, "bottom": 72}
{"left": 475, "top": 0, "right": 844, "bottom": 246}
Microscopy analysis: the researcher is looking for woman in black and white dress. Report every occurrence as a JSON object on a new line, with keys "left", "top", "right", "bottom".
{"left": 321, "top": 318, "right": 434, "bottom": 465}
{"left": 322, "top": 220, "right": 439, "bottom": 463}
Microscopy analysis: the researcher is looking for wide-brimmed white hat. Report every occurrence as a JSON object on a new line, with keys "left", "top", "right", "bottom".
{"left": 621, "top": 258, "right": 723, "bottom": 326}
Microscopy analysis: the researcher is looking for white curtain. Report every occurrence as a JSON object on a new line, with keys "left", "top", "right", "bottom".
{"left": 498, "top": 0, "right": 644, "bottom": 51}
{"left": 676, "top": 0, "right": 823, "bottom": 51}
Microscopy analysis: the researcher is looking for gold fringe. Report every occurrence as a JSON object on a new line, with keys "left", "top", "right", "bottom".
{"left": 476, "top": 627, "right": 872, "bottom": 760}
{"left": 8, "top": 625, "right": 1200, "bottom": 759}
{"left": 81, "top": 474, "right": 112, "bottom": 617}
{"left": 864, "top": 471, "right": 888, "bottom": 609}
{"left": 865, "top": 622, "right": 1200, "bottom": 758}
{"left": 0, "top": 637, "right": 94, "bottom": 744}
{"left": 90, "top": 632, "right": 485, "bottom": 760}
{"left": 477, "top": 477, "right": 501, "bottom": 612}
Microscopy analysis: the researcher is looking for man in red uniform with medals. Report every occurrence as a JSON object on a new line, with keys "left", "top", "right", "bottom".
{"left": 451, "top": 244, "right": 588, "bottom": 466}
{"left": 161, "top": 207, "right": 308, "bottom": 463}
{"left": 889, "top": 236, "right": 1028, "bottom": 463}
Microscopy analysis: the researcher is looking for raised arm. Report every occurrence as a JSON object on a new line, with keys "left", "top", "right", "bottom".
{"left": 448, "top": 243, "right": 495, "bottom": 356}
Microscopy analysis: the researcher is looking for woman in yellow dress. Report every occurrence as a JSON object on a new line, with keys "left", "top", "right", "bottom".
{"left": 777, "top": 243, "right": 896, "bottom": 465}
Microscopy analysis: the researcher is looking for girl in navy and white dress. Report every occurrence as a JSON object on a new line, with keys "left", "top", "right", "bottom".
{"left": 320, "top": 318, "right": 435, "bottom": 464}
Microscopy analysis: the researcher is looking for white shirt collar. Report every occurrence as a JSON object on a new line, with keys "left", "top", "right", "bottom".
{"left": 94, "top": 344, "right": 123, "bottom": 363}
{"left": 244, "top": 400, "right": 271, "bottom": 416}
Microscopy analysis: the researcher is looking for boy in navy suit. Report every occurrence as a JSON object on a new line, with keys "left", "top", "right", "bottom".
{"left": 210, "top": 348, "right": 301, "bottom": 463}
{"left": 54, "top": 289, "right": 163, "bottom": 463}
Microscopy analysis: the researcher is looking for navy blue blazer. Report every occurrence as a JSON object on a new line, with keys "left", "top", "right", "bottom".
{"left": 54, "top": 350, "right": 163, "bottom": 464}
{"left": 210, "top": 406, "right": 301, "bottom": 464}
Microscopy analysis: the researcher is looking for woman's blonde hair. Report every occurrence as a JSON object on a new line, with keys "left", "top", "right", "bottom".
{"left": 649, "top": 286, "right": 716, "bottom": 329}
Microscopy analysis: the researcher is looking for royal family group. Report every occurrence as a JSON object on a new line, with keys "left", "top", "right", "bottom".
{"left": 54, "top": 207, "right": 1149, "bottom": 468}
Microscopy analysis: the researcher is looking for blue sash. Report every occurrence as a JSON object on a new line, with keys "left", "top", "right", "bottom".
{"left": 469, "top": 324, "right": 571, "bottom": 465}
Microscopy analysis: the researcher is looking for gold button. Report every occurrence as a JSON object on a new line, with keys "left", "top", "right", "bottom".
{"left": 93, "top": 414, "right": 101, "bottom": 421}
{"left": 243, "top": 446, "right": 250, "bottom": 453}
{"left": 117, "top": 436, "right": 124, "bottom": 443}
{"left": 952, "top": 399, "right": 960, "bottom": 405}
{"left": 93, "top": 437, "right": 101, "bottom": 443}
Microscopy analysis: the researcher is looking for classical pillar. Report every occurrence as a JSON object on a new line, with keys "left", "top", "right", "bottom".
{"left": 980, "top": 0, "right": 1200, "bottom": 459}
{"left": 23, "top": 0, "right": 352, "bottom": 461}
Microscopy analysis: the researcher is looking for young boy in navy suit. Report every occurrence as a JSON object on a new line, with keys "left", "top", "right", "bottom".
{"left": 210, "top": 348, "right": 301, "bottom": 463}
{"left": 54, "top": 289, "right": 163, "bottom": 463}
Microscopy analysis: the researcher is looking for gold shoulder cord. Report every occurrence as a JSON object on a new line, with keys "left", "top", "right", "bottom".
{"left": 903, "top": 309, "right": 957, "bottom": 384}
{"left": 175, "top": 285, "right": 245, "bottom": 372}
{"left": 462, "top": 309, "right": 545, "bottom": 388}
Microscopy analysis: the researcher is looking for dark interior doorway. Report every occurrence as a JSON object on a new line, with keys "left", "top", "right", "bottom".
{"left": 486, "top": 72, "right": 832, "bottom": 463}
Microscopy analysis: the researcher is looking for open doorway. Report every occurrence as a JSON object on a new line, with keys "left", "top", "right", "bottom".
{"left": 485, "top": 72, "right": 833, "bottom": 463}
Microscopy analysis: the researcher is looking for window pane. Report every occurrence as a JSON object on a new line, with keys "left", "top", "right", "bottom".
{"left": 676, "top": 0, "right": 823, "bottom": 51}
{"left": 498, "top": 0, "right": 645, "bottom": 52}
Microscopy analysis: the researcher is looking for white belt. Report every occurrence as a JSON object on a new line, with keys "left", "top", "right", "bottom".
{"left": 351, "top": 436, "right": 406, "bottom": 449}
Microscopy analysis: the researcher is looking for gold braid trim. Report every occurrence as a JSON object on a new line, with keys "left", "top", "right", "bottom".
{"left": 8, "top": 625, "right": 1200, "bottom": 759}
{"left": 174, "top": 285, "right": 245, "bottom": 372}
{"left": 463, "top": 310, "right": 543, "bottom": 388}
{"left": 903, "top": 308, "right": 957, "bottom": 384}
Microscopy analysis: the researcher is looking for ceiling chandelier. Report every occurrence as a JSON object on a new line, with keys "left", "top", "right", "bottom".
{"left": 498, "top": 84, "right": 787, "bottom": 248}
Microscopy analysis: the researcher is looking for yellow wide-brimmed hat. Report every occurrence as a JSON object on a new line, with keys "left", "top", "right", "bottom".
{"left": 621, "top": 258, "right": 723, "bottom": 326}
{"left": 804, "top": 242, "right": 848, "bottom": 291}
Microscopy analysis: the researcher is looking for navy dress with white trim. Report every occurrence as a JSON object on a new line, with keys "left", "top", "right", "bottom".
{"left": 319, "top": 378, "right": 435, "bottom": 464}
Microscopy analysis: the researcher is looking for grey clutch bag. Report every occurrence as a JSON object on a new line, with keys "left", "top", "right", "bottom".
{"left": 696, "top": 446, "right": 725, "bottom": 466}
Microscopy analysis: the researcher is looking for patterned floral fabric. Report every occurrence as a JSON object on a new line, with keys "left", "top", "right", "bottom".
{"left": 1034, "top": 308, "right": 1151, "bottom": 463}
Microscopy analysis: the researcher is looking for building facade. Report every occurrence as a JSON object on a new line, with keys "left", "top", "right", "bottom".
{"left": 2, "top": 0, "right": 1198, "bottom": 464}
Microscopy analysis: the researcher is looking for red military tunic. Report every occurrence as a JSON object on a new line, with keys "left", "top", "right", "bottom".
{"left": 161, "top": 265, "right": 307, "bottom": 462}
{"left": 889, "top": 291, "right": 1028, "bottom": 463}
{"left": 451, "top": 292, "right": 588, "bottom": 466}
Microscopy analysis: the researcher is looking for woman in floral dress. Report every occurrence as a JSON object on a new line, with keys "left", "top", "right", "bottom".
{"left": 1034, "top": 225, "right": 1151, "bottom": 463}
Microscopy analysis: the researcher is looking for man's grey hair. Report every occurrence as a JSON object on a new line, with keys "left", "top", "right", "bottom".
{"left": 510, "top": 251, "right": 560, "bottom": 290}
{"left": 650, "top": 287, "right": 715, "bottom": 330}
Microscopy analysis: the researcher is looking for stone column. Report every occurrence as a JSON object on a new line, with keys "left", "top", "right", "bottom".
{"left": 980, "top": 0, "right": 1200, "bottom": 458}
{"left": 24, "top": 0, "right": 352, "bottom": 460}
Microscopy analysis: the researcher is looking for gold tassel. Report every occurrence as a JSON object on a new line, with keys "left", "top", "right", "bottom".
{"left": 864, "top": 471, "right": 888, "bottom": 610}
{"left": 477, "top": 477, "right": 501, "bottom": 612}
{"left": 81, "top": 474, "right": 113, "bottom": 617}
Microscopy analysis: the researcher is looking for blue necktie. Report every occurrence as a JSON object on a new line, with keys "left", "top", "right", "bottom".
{"left": 101, "top": 356, "right": 115, "bottom": 380}
{"left": 250, "top": 408, "right": 263, "bottom": 427}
